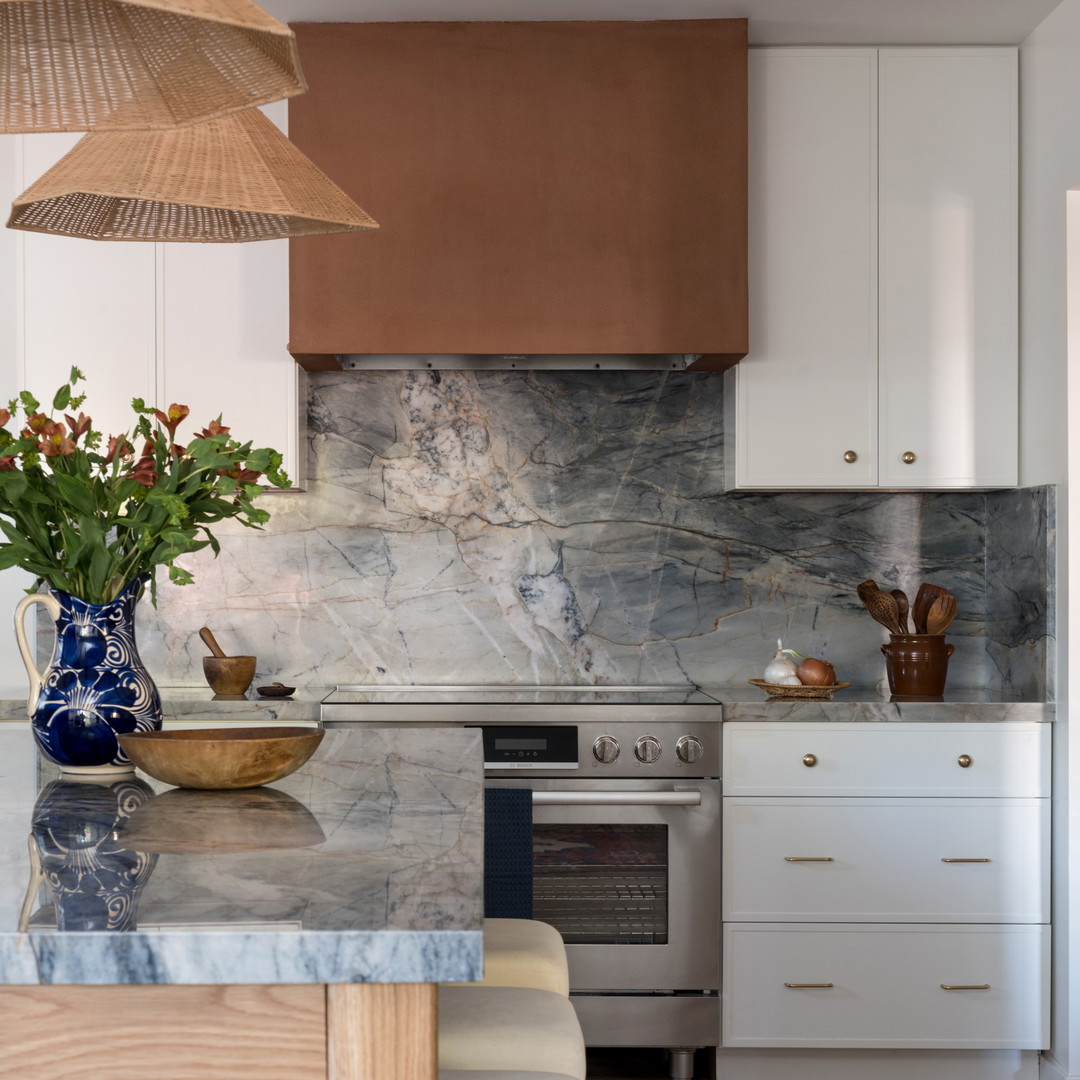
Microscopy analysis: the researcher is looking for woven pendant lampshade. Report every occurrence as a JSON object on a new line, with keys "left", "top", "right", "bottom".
{"left": 7, "top": 106, "right": 379, "bottom": 242}
{"left": 0, "top": 0, "right": 307, "bottom": 132}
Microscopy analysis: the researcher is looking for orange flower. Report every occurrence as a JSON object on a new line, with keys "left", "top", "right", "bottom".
{"left": 104, "top": 435, "right": 133, "bottom": 465}
{"left": 197, "top": 419, "right": 231, "bottom": 438}
{"left": 24, "top": 413, "right": 52, "bottom": 436}
{"left": 218, "top": 467, "right": 263, "bottom": 485}
{"left": 153, "top": 404, "right": 190, "bottom": 440}
{"left": 128, "top": 456, "right": 158, "bottom": 487}
{"left": 0, "top": 409, "right": 10, "bottom": 428}
{"left": 39, "top": 429, "right": 77, "bottom": 457}
{"left": 64, "top": 412, "right": 92, "bottom": 440}
{"left": 0, "top": 456, "right": 15, "bottom": 471}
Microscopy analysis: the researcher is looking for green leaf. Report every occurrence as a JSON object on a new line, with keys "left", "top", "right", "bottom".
{"left": 53, "top": 384, "right": 71, "bottom": 411}
{"left": 53, "top": 472, "right": 97, "bottom": 515}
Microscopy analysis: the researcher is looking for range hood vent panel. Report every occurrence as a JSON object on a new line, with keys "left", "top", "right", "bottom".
{"left": 339, "top": 354, "right": 702, "bottom": 372}
{"left": 288, "top": 20, "right": 747, "bottom": 370}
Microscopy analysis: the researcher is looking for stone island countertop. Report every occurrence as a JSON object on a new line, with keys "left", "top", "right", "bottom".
{"left": 0, "top": 725, "right": 484, "bottom": 985}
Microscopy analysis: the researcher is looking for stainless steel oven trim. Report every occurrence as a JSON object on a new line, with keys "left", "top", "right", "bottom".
{"left": 531, "top": 790, "right": 703, "bottom": 806}
{"left": 497, "top": 776, "right": 720, "bottom": 993}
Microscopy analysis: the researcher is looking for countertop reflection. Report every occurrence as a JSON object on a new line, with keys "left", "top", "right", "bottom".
{"left": 0, "top": 726, "right": 484, "bottom": 986}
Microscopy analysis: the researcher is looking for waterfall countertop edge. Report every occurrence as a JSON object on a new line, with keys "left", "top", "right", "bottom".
{"left": 0, "top": 726, "right": 485, "bottom": 986}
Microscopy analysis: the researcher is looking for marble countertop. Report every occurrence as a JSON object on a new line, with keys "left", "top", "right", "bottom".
{"left": 0, "top": 726, "right": 484, "bottom": 986}
{"left": 0, "top": 684, "right": 1053, "bottom": 729}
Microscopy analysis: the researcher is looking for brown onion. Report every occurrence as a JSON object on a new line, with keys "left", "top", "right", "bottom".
{"left": 796, "top": 657, "right": 836, "bottom": 686}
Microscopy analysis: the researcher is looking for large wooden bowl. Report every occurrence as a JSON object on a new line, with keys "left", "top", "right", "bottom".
{"left": 116, "top": 727, "right": 324, "bottom": 790}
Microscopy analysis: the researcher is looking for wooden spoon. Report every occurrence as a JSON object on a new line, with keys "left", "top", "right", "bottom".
{"left": 890, "top": 589, "right": 910, "bottom": 634}
{"left": 199, "top": 627, "right": 228, "bottom": 658}
{"left": 911, "top": 583, "right": 949, "bottom": 635}
{"left": 856, "top": 580, "right": 904, "bottom": 636}
{"left": 925, "top": 593, "right": 957, "bottom": 636}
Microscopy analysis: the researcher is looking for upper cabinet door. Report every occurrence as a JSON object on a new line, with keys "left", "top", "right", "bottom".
{"left": 728, "top": 47, "right": 1017, "bottom": 492}
{"left": 878, "top": 49, "right": 1018, "bottom": 488}
{"left": 727, "top": 49, "right": 878, "bottom": 488}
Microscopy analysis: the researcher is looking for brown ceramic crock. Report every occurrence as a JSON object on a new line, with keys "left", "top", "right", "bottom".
{"left": 881, "top": 634, "right": 955, "bottom": 697}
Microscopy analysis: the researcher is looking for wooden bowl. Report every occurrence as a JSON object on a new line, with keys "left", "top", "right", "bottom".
{"left": 203, "top": 655, "right": 257, "bottom": 697}
{"left": 116, "top": 727, "right": 324, "bottom": 790}
{"left": 256, "top": 683, "right": 296, "bottom": 698}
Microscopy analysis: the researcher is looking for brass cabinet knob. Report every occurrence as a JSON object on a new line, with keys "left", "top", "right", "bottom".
{"left": 843, "top": 450, "right": 858, "bottom": 463}
{"left": 957, "top": 754, "right": 973, "bottom": 768}
{"left": 802, "top": 753, "right": 817, "bottom": 767}
{"left": 941, "top": 984, "right": 990, "bottom": 991}
{"left": 902, "top": 451, "right": 917, "bottom": 464}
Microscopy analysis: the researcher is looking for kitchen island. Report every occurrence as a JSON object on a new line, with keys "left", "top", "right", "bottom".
{"left": 0, "top": 726, "right": 484, "bottom": 1080}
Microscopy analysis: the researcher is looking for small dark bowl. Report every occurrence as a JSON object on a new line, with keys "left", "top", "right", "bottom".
{"left": 257, "top": 684, "right": 296, "bottom": 698}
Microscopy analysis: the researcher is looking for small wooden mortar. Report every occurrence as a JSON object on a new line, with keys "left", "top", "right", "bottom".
{"left": 203, "top": 655, "right": 257, "bottom": 699}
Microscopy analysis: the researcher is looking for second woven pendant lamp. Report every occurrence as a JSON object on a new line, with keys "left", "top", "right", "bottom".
{"left": 0, "top": 0, "right": 307, "bottom": 132}
{"left": 6, "top": 106, "right": 379, "bottom": 241}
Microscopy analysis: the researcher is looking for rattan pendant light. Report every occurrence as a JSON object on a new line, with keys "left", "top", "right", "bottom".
{"left": 0, "top": 0, "right": 307, "bottom": 132}
{"left": 6, "top": 106, "right": 379, "bottom": 241}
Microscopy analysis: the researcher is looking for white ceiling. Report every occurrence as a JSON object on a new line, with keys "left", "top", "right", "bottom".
{"left": 260, "top": 0, "right": 1065, "bottom": 46}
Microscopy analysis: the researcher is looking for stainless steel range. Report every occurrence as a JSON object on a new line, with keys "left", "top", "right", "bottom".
{"left": 321, "top": 686, "right": 722, "bottom": 1069}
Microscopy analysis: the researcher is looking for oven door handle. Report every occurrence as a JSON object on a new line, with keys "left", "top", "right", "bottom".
{"left": 530, "top": 790, "right": 702, "bottom": 806}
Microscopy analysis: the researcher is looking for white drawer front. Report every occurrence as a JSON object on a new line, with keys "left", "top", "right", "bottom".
{"left": 723, "top": 723, "right": 1049, "bottom": 797}
{"left": 723, "top": 797, "right": 1048, "bottom": 922}
{"left": 722, "top": 923, "right": 1049, "bottom": 1049}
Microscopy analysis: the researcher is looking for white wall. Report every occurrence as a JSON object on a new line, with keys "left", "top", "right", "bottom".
{"left": 0, "top": 136, "right": 35, "bottom": 700}
{"left": 1020, "top": 2, "right": 1080, "bottom": 1075}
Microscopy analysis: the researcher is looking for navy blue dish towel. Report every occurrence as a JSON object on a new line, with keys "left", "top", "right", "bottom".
{"left": 484, "top": 787, "right": 534, "bottom": 919}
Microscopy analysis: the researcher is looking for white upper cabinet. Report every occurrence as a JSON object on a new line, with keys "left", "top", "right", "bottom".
{"left": 878, "top": 50, "right": 1017, "bottom": 487}
{"left": 727, "top": 49, "right": 878, "bottom": 488}
{"left": 727, "top": 47, "right": 1018, "bottom": 490}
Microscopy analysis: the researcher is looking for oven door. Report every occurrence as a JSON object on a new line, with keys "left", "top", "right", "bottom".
{"left": 488, "top": 776, "right": 720, "bottom": 992}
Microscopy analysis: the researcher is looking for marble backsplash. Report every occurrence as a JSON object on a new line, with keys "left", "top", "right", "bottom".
{"left": 134, "top": 371, "right": 1053, "bottom": 699}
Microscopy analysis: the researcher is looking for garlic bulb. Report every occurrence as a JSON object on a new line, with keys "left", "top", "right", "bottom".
{"left": 764, "top": 639, "right": 800, "bottom": 683}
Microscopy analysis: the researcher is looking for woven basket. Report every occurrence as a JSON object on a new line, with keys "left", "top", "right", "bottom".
{"left": 8, "top": 106, "right": 379, "bottom": 242}
{"left": 0, "top": 0, "right": 306, "bottom": 133}
{"left": 747, "top": 679, "right": 852, "bottom": 700}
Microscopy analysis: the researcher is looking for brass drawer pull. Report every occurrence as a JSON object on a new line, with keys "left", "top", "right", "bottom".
{"left": 802, "top": 753, "right": 818, "bottom": 767}
{"left": 957, "top": 754, "right": 973, "bottom": 768}
{"left": 785, "top": 983, "right": 834, "bottom": 989}
{"left": 785, "top": 857, "right": 834, "bottom": 862}
{"left": 941, "top": 984, "right": 990, "bottom": 991}
{"left": 941, "top": 858, "right": 991, "bottom": 863}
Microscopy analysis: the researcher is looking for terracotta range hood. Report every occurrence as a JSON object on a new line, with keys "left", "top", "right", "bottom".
{"left": 287, "top": 20, "right": 747, "bottom": 374}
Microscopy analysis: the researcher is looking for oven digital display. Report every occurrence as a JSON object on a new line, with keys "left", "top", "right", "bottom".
{"left": 495, "top": 737, "right": 547, "bottom": 751}
{"left": 478, "top": 725, "right": 579, "bottom": 769}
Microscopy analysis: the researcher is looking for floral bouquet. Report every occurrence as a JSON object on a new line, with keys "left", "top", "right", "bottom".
{"left": 0, "top": 366, "right": 289, "bottom": 604}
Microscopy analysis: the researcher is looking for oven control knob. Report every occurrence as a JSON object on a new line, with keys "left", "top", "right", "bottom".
{"left": 592, "top": 735, "right": 621, "bottom": 764}
{"left": 634, "top": 735, "right": 663, "bottom": 764}
{"left": 675, "top": 735, "right": 704, "bottom": 764}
